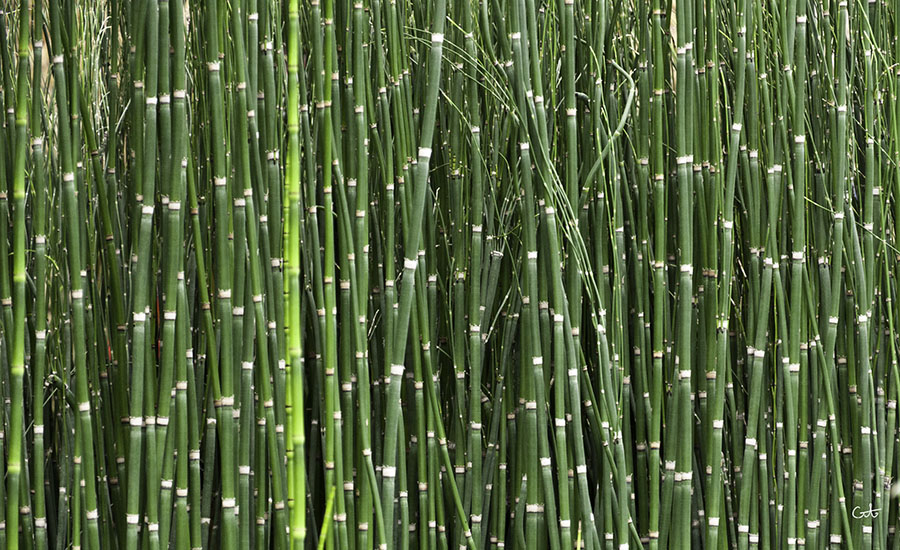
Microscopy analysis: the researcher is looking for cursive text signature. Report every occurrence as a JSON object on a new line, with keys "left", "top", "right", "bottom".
{"left": 851, "top": 505, "right": 881, "bottom": 519}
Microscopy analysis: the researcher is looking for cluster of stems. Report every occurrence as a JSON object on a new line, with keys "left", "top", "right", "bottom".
{"left": 0, "top": 0, "right": 897, "bottom": 549}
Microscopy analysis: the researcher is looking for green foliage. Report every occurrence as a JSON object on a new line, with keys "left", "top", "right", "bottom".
{"left": 0, "top": 0, "right": 896, "bottom": 549}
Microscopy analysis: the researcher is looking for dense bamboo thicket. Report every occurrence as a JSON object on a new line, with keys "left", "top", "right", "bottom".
{"left": 0, "top": 0, "right": 899, "bottom": 548}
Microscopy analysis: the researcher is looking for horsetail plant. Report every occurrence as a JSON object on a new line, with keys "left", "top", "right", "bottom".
{"left": 0, "top": 0, "right": 899, "bottom": 549}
